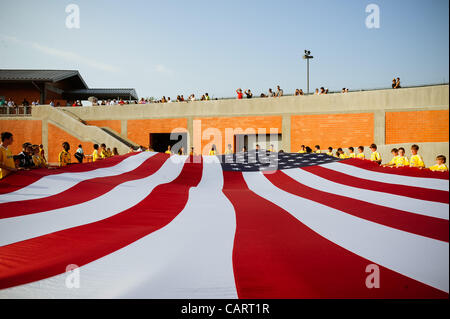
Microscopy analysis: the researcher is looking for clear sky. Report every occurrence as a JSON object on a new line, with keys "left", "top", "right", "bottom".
{"left": 0, "top": 0, "right": 448, "bottom": 99}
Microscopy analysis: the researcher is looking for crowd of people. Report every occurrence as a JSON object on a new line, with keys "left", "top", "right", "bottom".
{"left": 0, "top": 131, "right": 122, "bottom": 180}
{"left": 295, "top": 142, "right": 447, "bottom": 172}
{"left": 1, "top": 77, "right": 404, "bottom": 108}
{"left": 1, "top": 130, "right": 447, "bottom": 181}
{"left": 132, "top": 141, "right": 448, "bottom": 173}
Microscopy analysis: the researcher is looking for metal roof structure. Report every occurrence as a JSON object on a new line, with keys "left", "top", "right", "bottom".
{"left": 0, "top": 69, "right": 88, "bottom": 88}
{"left": 0, "top": 69, "right": 139, "bottom": 101}
{"left": 63, "top": 88, "right": 138, "bottom": 101}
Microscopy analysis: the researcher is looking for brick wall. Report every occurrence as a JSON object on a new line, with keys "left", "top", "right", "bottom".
{"left": 291, "top": 113, "right": 374, "bottom": 152}
{"left": 85, "top": 120, "right": 122, "bottom": 135}
{"left": 386, "top": 110, "right": 449, "bottom": 144}
{"left": 127, "top": 118, "right": 187, "bottom": 147}
{"left": 195, "top": 116, "right": 282, "bottom": 154}
{"left": 47, "top": 123, "right": 94, "bottom": 164}
{"left": 0, "top": 119, "right": 42, "bottom": 155}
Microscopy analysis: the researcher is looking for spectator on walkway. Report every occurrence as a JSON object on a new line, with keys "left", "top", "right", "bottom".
{"left": 113, "top": 147, "right": 119, "bottom": 156}
{"left": 268, "top": 88, "right": 275, "bottom": 97}
{"left": 205, "top": 93, "right": 210, "bottom": 100}
{"left": 314, "top": 88, "right": 319, "bottom": 95}
{"left": 244, "top": 89, "right": 253, "bottom": 98}
{"left": 276, "top": 85, "right": 283, "bottom": 97}
{"left": 236, "top": 88, "right": 244, "bottom": 99}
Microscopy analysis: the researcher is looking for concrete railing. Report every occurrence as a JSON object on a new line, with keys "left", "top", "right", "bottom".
{"left": 56, "top": 85, "right": 449, "bottom": 120}
{"left": 32, "top": 105, "right": 132, "bottom": 155}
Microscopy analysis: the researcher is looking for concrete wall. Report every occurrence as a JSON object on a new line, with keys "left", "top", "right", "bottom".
{"left": 54, "top": 84, "right": 449, "bottom": 160}
{"left": 1, "top": 84, "right": 448, "bottom": 165}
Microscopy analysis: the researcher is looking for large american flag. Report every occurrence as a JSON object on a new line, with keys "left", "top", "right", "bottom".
{"left": 0, "top": 151, "right": 448, "bottom": 298}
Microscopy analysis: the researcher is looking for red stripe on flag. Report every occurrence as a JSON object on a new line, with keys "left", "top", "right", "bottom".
{"left": 302, "top": 165, "right": 449, "bottom": 204}
{"left": 342, "top": 159, "right": 449, "bottom": 179}
{"left": 0, "top": 156, "right": 203, "bottom": 290}
{"left": 0, "top": 152, "right": 140, "bottom": 195}
{"left": 222, "top": 171, "right": 447, "bottom": 298}
{"left": 0, "top": 153, "right": 168, "bottom": 219}
{"left": 263, "top": 170, "right": 448, "bottom": 242}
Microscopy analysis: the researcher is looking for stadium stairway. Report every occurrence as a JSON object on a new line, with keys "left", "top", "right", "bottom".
{"left": 32, "top": 105, "right": 139, "bottom": 154}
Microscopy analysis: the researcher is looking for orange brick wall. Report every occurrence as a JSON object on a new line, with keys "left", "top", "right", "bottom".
{"left": 85, "top": 120, "right": 122, "bottom": 135}
{"left": 386, "top": 110, "right": 449, "bottom": 144}
{"left": 47, "top": 123, "right": 94, "bottom": 164}
{"left": 0, "top": 119, "right": 42, "bottom": 155}
{"left": 127, "top": 118, "right": 187, "bottom": 147}
{"left": 291, "top": 113, "right": 374, "bottom": 152}
{"left": 195, "top": 116, "right": 282, "bottom": 154}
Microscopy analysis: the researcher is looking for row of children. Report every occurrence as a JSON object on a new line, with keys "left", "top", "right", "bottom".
{"left": 59, "top": 142, "right": 120, "bottom": 166}
{"left": 0, "top": 131, "right": 124, "bottom": 180}
{"left": 0, "top": 132, "right": 51, "bottom": 179}
{"left": 297, "top": 143, "right": 447, "bottom": 172}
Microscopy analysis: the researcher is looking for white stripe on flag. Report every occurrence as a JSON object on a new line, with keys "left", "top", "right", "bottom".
{"left": 0, "top": 156, "right": 238, "bottom": 299}
{"left": 243, "top": 171, "right": 449, "bottom": 293}
{"left": 284, "top": 168, "right": 449, "bottom": 220}
{"left": 0, "top": 152, "right": 155, "bottom": 204}
{"left": 0, "top": 155, "right": 187, "bottom": 247}
{"left": 321, "top": 162, "right": 449, "bottom": 191}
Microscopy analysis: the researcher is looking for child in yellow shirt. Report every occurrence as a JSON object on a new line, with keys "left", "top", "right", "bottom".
{"left": 429, "top": 155, "right": 448, "bottom": 172}
{"left": 383, "top": 148, "right": 398, "bottom": 167}
{"left": 326, "top": 147, "right": 333, "bottom": 156}
{"left": 337, "top": 148, "right": 349, "bottom": 159}
{"left": 348, "top": 147, "right": 356, "bottom": 158}
{"left": 395, "top": 147, "right": 409, "bottom": 167}
{"left": 298, "top": 145, "right": 306, "bottom": 153}
{"left": 165, "top": 145, "right": 173, "bottom": 155}
{"left": 0, "top": 131, "right": 18, "bottom": 179}
{"left": 100, "top": 143, "right": 109, "bottom": 159}
{"left": 209, "top": 144, "right": 217, "bottom": 155}
{"left": 92, "top": 144, "right": 102, "bottom": 162}
{"left": 59, "top": 142, "right": 71, "bottom": 167}
{"left": 356, "top": 146, "right": 365, "bottom": 159}
{"left": 409, "top": 144, "right": 425, "bottom": 168}
{"left": 369, "top": 143, "right": 381, "bottom": 164}
{"left": 314, "top": 145, "right": 321, "bottom": 154}
{"left": 32, "top": 145, "right": 46, "bottom": 168}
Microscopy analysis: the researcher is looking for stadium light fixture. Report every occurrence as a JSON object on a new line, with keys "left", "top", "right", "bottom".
{"left": 302, "top": 50, "right": 314, "bottom": 94}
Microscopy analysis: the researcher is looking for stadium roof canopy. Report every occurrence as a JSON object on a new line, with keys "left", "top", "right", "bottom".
{"left": 0, "top": 69, "right": 138, "bottom": 102}
{"left": 63, "top": 88, "right": 138, "bottom": 101}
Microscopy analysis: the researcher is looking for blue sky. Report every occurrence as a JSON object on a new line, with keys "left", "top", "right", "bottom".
{"left": 0, "top": 0, "right": 448, "bottom": 99}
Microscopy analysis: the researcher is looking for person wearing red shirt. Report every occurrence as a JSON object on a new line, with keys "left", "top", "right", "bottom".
{"left": 236, "top": 88, "right": 243, "bottom": 99}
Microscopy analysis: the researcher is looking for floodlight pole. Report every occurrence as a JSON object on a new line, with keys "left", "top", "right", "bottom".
{"left": 303, "top": 50, "right": 313, "bottom": 95}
